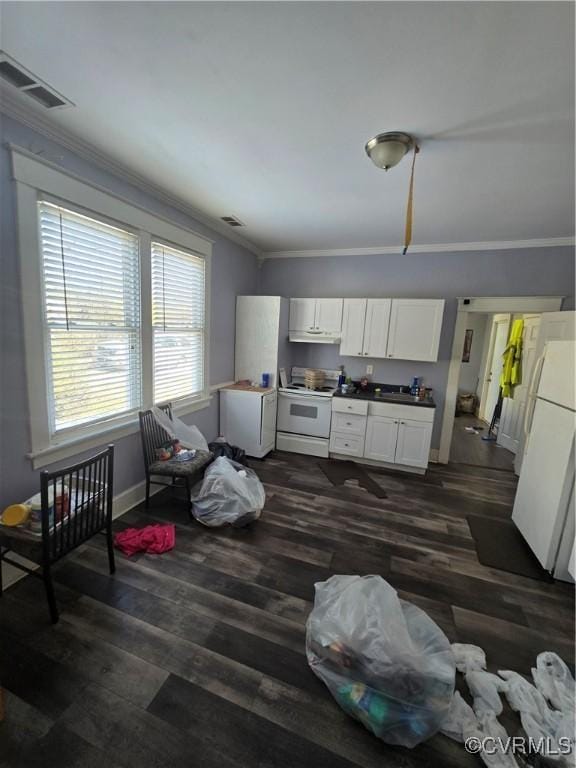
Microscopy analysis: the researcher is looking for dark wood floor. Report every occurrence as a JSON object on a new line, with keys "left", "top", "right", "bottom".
{"left": 1, "top": 451, "right": 574, "bottom": 768}
{"left": 450, "top": 414, "right": 515, "bottom": 471}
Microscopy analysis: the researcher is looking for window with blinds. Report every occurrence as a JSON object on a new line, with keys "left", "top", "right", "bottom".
{"left": 38, "top": 201, "right": 141, "bottom": 434}
{"left": 151, "top": 241, "right": 205, "bottom": 404}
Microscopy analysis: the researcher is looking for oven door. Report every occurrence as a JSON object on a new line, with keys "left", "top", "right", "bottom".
{"left": 277, "top": 392, "right": 332, "bottom": 438}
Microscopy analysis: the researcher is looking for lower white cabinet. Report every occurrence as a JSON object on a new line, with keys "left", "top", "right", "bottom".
{"left": 364, "top": 416, "right": 398, "bottom": 463}
{"left": 330, "top": 399, "right": 434, "bottom": 471}
{"left": 395, "top": 419, "right": 433, "bottom": 469}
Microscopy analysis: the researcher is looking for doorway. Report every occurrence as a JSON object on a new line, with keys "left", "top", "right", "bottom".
{"left": 439, "top": 296, "right": 564, "bottom": 468}
{"left": 448, "top": 305, "right": 557, "bottom": 470}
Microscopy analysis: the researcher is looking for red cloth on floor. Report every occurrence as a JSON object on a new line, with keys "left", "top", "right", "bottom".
{"left": 114, "top": 524, "right": 175, "bottom": 557}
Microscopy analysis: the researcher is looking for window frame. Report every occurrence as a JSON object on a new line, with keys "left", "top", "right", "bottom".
{"left": 12, "top": 145, "right": 212, "bottom": 469}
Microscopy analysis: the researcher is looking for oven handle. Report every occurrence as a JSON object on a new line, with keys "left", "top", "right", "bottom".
{"left": 278, "top": 392, "right": 330, "bottom": 404}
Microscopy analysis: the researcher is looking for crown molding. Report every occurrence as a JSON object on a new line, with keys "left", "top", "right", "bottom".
{"left": 0, "top": 91, "right": 263, "bottom": 258}
{"left": 261, "top": 237, "right": 575, "bottom": 260}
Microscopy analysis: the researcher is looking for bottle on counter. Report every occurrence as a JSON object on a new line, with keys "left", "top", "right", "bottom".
{"left": 337, "top": 365, "right": 346, "bottom": 388}
{"left": 410, "top": 377, "right": 420, "bottom": 397}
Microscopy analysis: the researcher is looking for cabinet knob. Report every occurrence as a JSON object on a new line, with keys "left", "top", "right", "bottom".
{"left": 400, "top": 421, "right": 405, "bottom": 425}
{"left": 346, "top": 422, "right": 351, "bottom": 425}
{"left": 388, "top": 354, "right": 393, "bottom": 357}
{"left": 394, "top": 420, "right": 398, "bottom": 424}
{"left": 344, "top": 443, "right": 349, "bottom": 447}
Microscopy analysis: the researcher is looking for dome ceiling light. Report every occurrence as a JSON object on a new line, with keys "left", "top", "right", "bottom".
{"left": 365, "top": 131, "right": 420, "bottom": 254}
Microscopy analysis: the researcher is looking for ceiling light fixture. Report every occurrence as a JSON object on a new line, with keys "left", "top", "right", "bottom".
{"left": 365, "top": 131, "right": 413, "bottom": 171}
{"left": 365, "top": 131, "right": 420, "bottom": 254}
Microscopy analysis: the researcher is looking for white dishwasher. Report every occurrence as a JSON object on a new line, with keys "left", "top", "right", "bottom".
{"left": 219, "top": 385, "right": 277, "bottom": 458}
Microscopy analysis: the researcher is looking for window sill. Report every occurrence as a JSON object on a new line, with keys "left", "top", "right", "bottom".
{"left": 27, "top": 393, "right": 214, "bottom": 470}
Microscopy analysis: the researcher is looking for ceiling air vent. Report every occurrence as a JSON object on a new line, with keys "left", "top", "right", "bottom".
{"left": 220, "top": 216, "right": 245, "bottom": 227}
{"left": 0, "top": 51, "right": 73, "bottom": 109}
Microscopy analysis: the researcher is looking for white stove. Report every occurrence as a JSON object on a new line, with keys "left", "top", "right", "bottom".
{"left": 277, "top": 368, "right": 340, "bottom": 457}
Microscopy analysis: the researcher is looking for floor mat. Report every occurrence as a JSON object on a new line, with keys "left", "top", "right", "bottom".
{"left": 467, "top": 515, "right": 553, "bottom": 582}
{"left": 320, "top": 460, "right": 387, "bottom": 499}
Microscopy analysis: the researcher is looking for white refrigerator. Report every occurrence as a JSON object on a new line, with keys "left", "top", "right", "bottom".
{"left": 512, "top": 340, "right": 575, "bottom": 582}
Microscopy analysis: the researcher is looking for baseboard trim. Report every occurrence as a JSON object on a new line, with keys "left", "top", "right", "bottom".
{"left": 112, "top": 479, "right": 163, "bottom": 520}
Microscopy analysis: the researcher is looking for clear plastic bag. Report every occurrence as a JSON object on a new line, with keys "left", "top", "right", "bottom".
{"left": 151, "top": 407, "right": 209, "bottom": 452}
{"left": 190, "top": 457, "right": 265, "bottom": 527}
{"left": 306, "top": 575, "right": 455, "bottom": 748}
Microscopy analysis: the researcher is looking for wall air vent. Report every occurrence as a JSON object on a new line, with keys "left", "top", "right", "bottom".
{"left": 0, "top": 51, "right": 73, "bottom": 109}
{"left": 220, "top": 216, "right": 245, "bottom": 227}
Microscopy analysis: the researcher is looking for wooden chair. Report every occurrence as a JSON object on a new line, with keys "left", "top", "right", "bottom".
{"left": 0, "top": 445, "right": 115, "bottom": 624}
{"left": 138, "top": 405, "right": 213, "bottom": 516}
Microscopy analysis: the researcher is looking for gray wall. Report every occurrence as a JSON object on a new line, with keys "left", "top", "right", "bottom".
{"left": 0, "top": 114, "right": 259, "bottom": 509}
{"left": 259, "top": 249, "right": 575, "bottom": 447}
{"left": 458, "top": 314, "right": 488, "bottom": 394}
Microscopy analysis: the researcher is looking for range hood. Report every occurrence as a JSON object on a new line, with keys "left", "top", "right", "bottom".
{"left": 289, "top": 331, "right": 341, "bottom": 344}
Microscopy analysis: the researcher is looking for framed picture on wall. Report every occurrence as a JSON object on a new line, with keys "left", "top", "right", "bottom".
{"left": 462, "top": 329, "right": 474, "bottom": 363}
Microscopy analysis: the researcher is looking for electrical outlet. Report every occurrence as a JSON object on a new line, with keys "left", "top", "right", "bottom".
{"left": 366, "top": 364, "right": 373, "bottom": 375}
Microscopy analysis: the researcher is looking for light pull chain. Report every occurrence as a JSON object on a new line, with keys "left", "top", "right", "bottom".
{"left": 403, "top": 144, "right": 420, "bottom": 255}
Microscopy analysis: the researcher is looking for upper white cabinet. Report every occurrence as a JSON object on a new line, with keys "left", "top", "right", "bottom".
{"left": 387, "top": 299, "right": 445, "bottom": 362}
{"left": 316, "top": 299, "right": 344, "bottom": 333}
{"left": 340, "top": 299, "right": 367, "bottom": 356}
{"left": 364, "top": 299, "right": 393, "bottom": 358}
{"left": 340, "top": 298, "right": 391, "bottom": 357}
{"left": 289, "top": 298, "right": 317, "bottom": 332}
{"left": 289, "top": 298, "right": 343, "bottom": 337}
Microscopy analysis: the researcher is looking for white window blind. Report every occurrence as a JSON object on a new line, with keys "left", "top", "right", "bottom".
{"left": 39, "top": 201, "right": 141, "bottom": 434}
{"left": 151, "top": 241, "right": 205, "bottom": 404}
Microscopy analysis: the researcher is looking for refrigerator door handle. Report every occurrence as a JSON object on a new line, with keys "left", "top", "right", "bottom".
{"left": 524, "top": 352, "right": 546, "bottom": 438}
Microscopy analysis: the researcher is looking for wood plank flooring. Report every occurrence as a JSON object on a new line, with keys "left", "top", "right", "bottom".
{"left": 450, "top": 414, "right": 515, "bottom": 470}
{"left": 1, "top": 451, "right": 574, "bottom": 768}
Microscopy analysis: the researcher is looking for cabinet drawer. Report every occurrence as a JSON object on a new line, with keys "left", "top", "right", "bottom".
{"left": 329, "top": 431, "right": 365, "bottom": 457}
{"left": 331, "top": 412, "right": 367, "bottom": 435}
{"left": 367, "top": 400, "right": 435, "bottom": 423}
{"left": 332, "top": 398, "right": 369, "bottom": 416}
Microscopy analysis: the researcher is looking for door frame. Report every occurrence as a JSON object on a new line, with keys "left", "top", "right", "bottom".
{"left": 478, "top": 313, "right": 511, "bottom": 422}
{"left": 438, "top": 296, "right": 563, "bottom": 464}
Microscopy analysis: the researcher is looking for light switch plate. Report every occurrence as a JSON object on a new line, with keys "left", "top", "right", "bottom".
{"left": 366, "top": 364, "right": 373, "bottom": 375}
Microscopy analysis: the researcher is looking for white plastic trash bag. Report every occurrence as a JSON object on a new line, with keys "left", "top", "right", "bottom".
{"left": 151, "top": 407, "right": 209, "bottom": 452}
{"left": 191, "top": 457, "right": 265, "bottom": 527}
{"left": 306, "top": 575, "right": 456, "bottom": 748}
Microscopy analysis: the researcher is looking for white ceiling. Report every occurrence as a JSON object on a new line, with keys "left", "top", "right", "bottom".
{"left": 1, "top": 1, "right": 574, "bottom": 254}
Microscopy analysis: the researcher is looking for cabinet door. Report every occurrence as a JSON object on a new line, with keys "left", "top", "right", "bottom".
{"left": 315, "top": 299, "right": 343, "bottom": 333}
{"left": 289, "top": 298, "right": 316, "bottom": 332}
{"left": 364, "top": 416, "right": 399, "bottom": 463}
{"left": 363, "top": 299, "right": 392, "bottom": 358}
{"left": 387, "top": 299, "right": 445, "bottom": 361}
{"left": 395, "top": 419, "right": 432, "bottom": 469}
{"left": 339, "top": 299, "right": 366, "bottom": 356}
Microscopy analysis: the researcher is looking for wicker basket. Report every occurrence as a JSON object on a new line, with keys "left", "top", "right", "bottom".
{"left": 304, "top": 368, "right": 325, "bottom": 390}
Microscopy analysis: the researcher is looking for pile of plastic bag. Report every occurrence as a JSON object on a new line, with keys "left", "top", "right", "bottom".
{"left": 191, "top": 457, "right": 265, "bottom": 527}
{"left": 306, "top": 575, "right": 456, "bottom": 748}
{"left": 151, "top": 407, "right": 209, "bottom": 451}
{"left": 441, "top": 643, "right": 575, "bottom": 767}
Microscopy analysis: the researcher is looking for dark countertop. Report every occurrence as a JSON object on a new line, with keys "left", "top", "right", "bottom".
{"left": 334, "top": 382, "right": 436, "bottom": 408}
